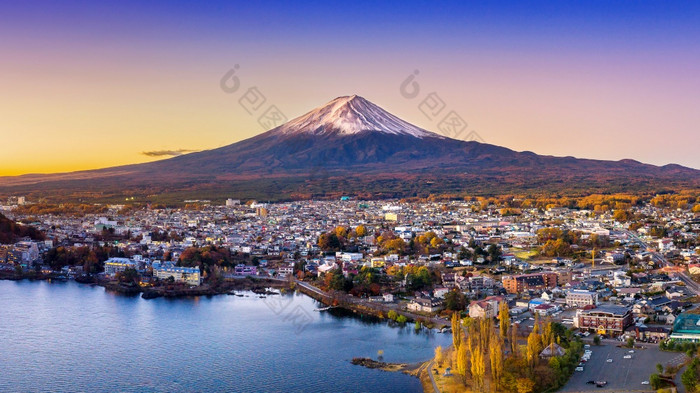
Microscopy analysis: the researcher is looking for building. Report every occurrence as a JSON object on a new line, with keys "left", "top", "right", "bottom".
{"left": 370, "top": 258, "right": 385, "bottom": 268}
{"left": 533, "top": 303, "right": 558, "bottom": 316}
{"left": 626, "top": 326, "right": 669, "bottom": 342}
{"left": 12, "top": 241, "right": 40, "bottom": 264}
{"left": 468, "top": 296, "right": 504, "bottom": 319}
{"left": 502, "top": 272, "right": 558, "bottom": 294}
{"left": 565, "top": 290, "right": 598, "bottom": 307}
{"left": 669, "top": 313, "right": 700, "bottom": 343}
{"left": 104, "top": 257, "right": 137, "bottom": 276}
{"left": 153, "top": 262, "right": 201, "bottom": 286}
{"left": 384, "top": 212, "right": 403, "bottom": 222}
{"left": 540, "top": 343, "right": 565, "bottom": 358}
{"left": 234, "top": 264, "right": 258, "bottom": 276}
{"left": 225, "top": 198, "right": 240, "bottom": 207}
{"left": 433, "top": 287, "right": 449, "bottom": 299}
{"left": 256, "top": 207, "right": 269, "bottom": 217}
{"left": 407, "top": 297, "right": 443, "bottom": 313}
{"left": 576, "top": 305, "right": 632, "bottom": 336}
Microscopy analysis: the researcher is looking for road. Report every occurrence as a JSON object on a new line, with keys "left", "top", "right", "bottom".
{"left": 426, "top": 360, "right": 440, "bottom": 393}
{"left": 625, "top": 230, "right": 700, "bottom": 295}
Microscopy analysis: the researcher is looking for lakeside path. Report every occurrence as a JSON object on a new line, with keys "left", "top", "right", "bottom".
{"left": 426, "top": 360, "right": 440, "bottom": 393}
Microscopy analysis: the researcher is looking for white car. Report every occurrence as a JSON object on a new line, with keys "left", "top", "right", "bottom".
{"left": 628, "top": 350, "right": 635, "bottom": 353}
{"left": 575, "top": 367, "right": 584, "bottom": 372}
{"left": 642, "top": 381, "right": 649, "bottom": 385}
{"left": 584, "top": 344, "right": 591, "bottom": 348}
{"left": 624, "top": 355, "right": 632, "bottom": 359}
{"left": 606, "top": 359, "right": 613, "bottom": 363}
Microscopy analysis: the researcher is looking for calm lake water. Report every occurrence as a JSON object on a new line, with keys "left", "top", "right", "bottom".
{"left": 0, "top": 280, "right": 450, "bottom": 393}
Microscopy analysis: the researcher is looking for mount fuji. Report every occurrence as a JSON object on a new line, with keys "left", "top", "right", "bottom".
{"left": 1, "top": 95, "right": 698, "bottom": 201}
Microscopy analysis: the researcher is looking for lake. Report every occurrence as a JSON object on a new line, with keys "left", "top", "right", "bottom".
{"left": 0, "top": 280, "right": 450, "bottom": 392}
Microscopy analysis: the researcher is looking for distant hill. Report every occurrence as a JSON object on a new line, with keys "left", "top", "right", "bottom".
{"left": 0, "top": 213, "right": 45, "bottom": 244}
{"left": 0, "top": 95, "right": 698, "bottom": 203}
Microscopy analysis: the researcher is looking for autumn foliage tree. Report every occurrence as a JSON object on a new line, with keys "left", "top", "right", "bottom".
{"left": 499, "top": 301, "right": 510, "bottom": 339}
{"left": 490, "top": 333, "right": 505, "bottom": 389}
{"left": 0, "top": 213, "right": 45, "bottom": 244}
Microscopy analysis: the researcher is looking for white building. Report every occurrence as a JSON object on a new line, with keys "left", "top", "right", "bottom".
{"left": 152, "top": 262, "right": 201, "bottom": 286}
{"left": 565, "top": 290, "right": 598, "bottom": 307}
{"left": 104, "top": 257, "right": 137, "bottom": 276}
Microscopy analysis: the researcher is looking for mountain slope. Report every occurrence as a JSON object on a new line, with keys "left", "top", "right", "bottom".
{"left": 0, "top": 95, "right": 698, "bottom": 201}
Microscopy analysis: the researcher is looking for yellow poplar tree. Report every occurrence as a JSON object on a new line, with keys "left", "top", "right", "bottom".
{"left": 526, "top": 330, "right": 542, "bottom": 368}
{"left": 489, "top": 333, "right": 504, "bottom": 389}
{"left": 434, "top": 346, "right": 444, "bottom": 367}
{"left": 471, "top": 345, "right": 486, "bottom": 392}
{"left": 456, "top": 341, "right": 469, "bottom": 382}
{"left": 499, "top": 301, "right": 510, "bottom": 339}
{"left": 451, "top": 312, "right": 461, "bottom": 349}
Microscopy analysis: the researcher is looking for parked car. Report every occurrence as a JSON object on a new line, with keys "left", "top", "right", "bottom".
{"left": 576, "top": 367, "right": 584, "bottom": 372}
{"left": 623, "top": 355, "right": 632, "bottom": 359}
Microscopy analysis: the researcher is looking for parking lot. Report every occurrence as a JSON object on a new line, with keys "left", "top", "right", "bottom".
{"left": 560, "top": 344, "right": 683, "bottom": 392}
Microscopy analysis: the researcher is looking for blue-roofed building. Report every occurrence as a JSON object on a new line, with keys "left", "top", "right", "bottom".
{"left": 152, "top": 261, "right": 201, "bottom": 286}
{"left": 669, "top": 313, "right": 700, "bottom": 343}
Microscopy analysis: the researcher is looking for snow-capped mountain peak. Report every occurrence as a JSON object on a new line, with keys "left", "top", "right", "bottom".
{"left": 271, "top": 95, "right": 443, "bottom": 139}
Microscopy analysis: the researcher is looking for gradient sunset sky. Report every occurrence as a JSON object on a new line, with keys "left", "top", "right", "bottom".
{"left": 1, "top": 0, "right": 699, "bottom": 176}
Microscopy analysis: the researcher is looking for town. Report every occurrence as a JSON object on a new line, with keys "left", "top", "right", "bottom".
{"left": 2, "top": 193, "right": 700, "bottom": 391}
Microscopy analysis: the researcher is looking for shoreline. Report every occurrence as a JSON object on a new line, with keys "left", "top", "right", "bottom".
{"left": 0, "top": 272, "right": 293, "bottom": 298}
{"left": 1, "top": 272, "right": 448, "bottom": 329}
{"left": 2, "top": 273, "right": 441, "bottom": 392}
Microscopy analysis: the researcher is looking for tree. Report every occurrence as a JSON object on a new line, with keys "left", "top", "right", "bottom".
{"left": 681, "top": 359, "right": 699, "bottom": 392}
{"left": 456, "top": 341, "right": 468, "bottom": 381}
{"left": 116, "top": 267, "right": 138, "bottom": 284}
{"left": 656, "top": 363, "right": 664, "bottom": 374}
{"left": 626, "top": 337, "right": 635, "bottom": 348}
{"left": 542, "top": 320, "right": 554, "bottom": 348}
{"left": 434, "top": 346, "right": 444, "bottom": 367}
{"left": 593, "top": 335, "right": 601, "bottom": 345}
{"left": 451, "top": 312, "right": 462, "bottom": 349}
{"left": 458, "top": 246, "right": 472, "bottom": 261}
{"left": 515, "top": 377, "right": 535, "bottom": 393}
{"left": 499, "top": 301, "right": 510, "bottom": 339}
{"left": 489, "top": 334, "right": 504, "bottom": 389}
{"left": 334, "top": 226, "right": 348, "bottom": 239}
{"left": 318, "top": 233, "right": 341, "bottom": 251}
{"left": 511, "top": 323, "right": 519, "bottom": 357}
{"left": 444, "top": 290, "right": 467, "bottom": 311}
{"left": 355, "top": 225, "right": 367, "bottom": 237}
{"left": 488, "top": 244, "right": 502, "bottom": 262}
{"left": 478, "top": 317, "right": 492, "bottom": 351}
{"left": 471, "top": 344, "right": 486, "bottom": 392}
{"left": 649, "top": 373, "right": 661, "bottom": 390}
{"left": 526, "top": 330, "right": 542, "bottom": 368}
